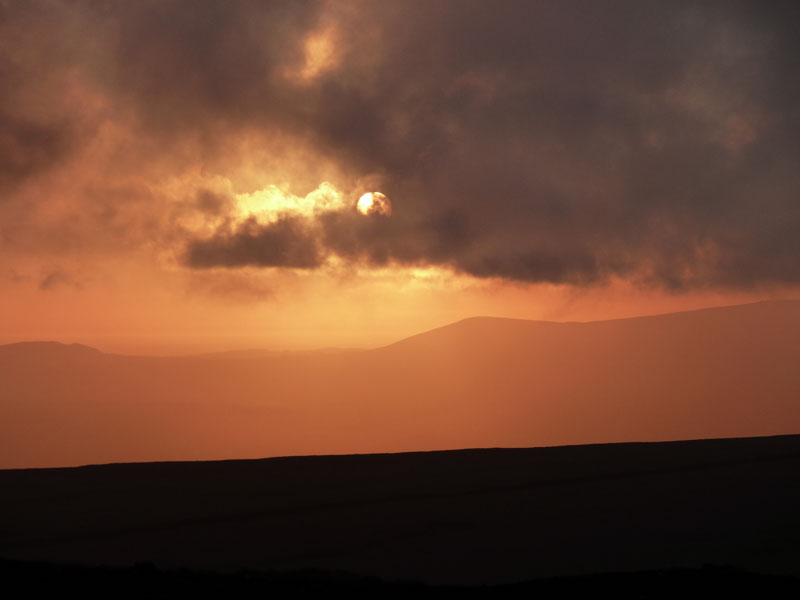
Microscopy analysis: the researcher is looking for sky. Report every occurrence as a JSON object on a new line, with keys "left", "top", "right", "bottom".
{"left": 1, "top": 0, "right": 799, "bottom": 354}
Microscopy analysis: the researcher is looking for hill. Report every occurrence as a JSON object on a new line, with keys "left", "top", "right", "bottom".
{"left": 1, "top": 300, "right": 800, "bottom": 468}
{"left": 1, "top": 434, "right": 800, "bottom": 585}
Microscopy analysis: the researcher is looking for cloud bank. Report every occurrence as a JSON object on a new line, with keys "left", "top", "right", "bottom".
{"left": 3, "top": 0, "right": 800, "bottom": 289}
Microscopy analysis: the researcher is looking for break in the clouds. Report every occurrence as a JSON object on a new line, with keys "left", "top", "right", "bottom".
{"left": 2, "top": 0, "right": 800, "bottom": 289}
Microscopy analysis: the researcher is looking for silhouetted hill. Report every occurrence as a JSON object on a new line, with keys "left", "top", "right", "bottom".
{"left": 1, "top": 300, "right": 800, "bottom": 468}
{"left": 2, "top": 435, "right": 800, "bottom": 585}
{"left": 0, "top": 341, "right": 102, "bottom": 359}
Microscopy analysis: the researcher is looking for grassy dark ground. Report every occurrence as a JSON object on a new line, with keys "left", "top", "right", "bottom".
{"left": 1, "top": 558, "right": 796, "bottom": 598}
{"left": 3, "top": 434, "right": 800, "bottom": 586}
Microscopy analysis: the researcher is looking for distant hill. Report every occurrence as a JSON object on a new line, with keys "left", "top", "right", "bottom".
{"left": 0, "top": 341, "right": 102, "bottom": 358}
{"left": 1, "top": 300, "right": 800, "bottom": 468}
{"left": 2, "top": 434, "right": 800, "bottom": 585}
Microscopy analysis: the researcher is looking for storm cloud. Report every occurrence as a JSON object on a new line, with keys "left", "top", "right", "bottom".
{"left": 186, "top": 216, "right": 324, "bottom": 269}
{"left": 3, "top": 0, "right": 800, "bottom": 289}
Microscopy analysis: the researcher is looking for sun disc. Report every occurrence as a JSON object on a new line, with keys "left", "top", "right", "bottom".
{"left": 357, "top": 191, "right": 391, "bottom": 216}
{"left": 357, "top": 192, "right": 374, "bottom": 214}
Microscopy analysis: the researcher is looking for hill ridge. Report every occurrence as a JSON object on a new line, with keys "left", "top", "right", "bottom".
{"left": 3, "top": 299, "right": 800, "bottom": 356}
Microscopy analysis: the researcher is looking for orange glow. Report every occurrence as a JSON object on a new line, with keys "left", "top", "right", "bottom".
{"left": 4, "top": 0, "right": 800, "bottom": 476}
{"left": 235, "top": 182, "right": 346, "bottom": 223}
{"left": 3, "top": 300, "right": 800, "bottom": 468}
{"left": 301, "top": 28, "right": 337, "bottom": 79}
{"left": 284, "top": 25, "right": 340, "bottom": 83}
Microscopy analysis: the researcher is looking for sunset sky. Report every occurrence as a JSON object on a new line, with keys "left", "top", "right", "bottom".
{"left": 2, "top": 0, "right": 799, "bottom": 354}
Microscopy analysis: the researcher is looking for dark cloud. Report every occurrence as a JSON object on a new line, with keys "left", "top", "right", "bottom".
{"left": 39, "top": 268, "right": 86, "bottom": 291}
{"left": 186, "top": 216, "right": 323, "bottom": 269}
{"left": 194, "top": 190, "right": 233, "bottom": 215}
{"left": 0, "top": 4, "right": 80, "bottom": 193}
{"left": 92, "top": 0, "right": 324, "bottom": 143}
{"left": 187, "top": 204, "right": 476, "bottom": 274}
{"left": 4, "top": 1, "right": 800, "bottom": 288}
{"left": 0, "top": 113, "right": 74, "bottom": 191}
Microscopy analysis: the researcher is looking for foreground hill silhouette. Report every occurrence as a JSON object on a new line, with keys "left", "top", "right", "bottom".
{"left": 2, "top": 300, "right": 800, "bottom": 468}
{"left": 2, "top": 435, "right": 800, "bottom": 585}
{"left": 0, "top": 560, "right": 796, "bottom": 598}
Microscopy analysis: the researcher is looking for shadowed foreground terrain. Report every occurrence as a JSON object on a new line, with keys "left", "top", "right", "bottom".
{"left": 0, "top": 560, "right": 796, "bottom": 598}
{"left": 2, "top": 300, "right": 800, "bottom": 468}
{"left": 2, "top": 434, "right": 800, "bottom": 586}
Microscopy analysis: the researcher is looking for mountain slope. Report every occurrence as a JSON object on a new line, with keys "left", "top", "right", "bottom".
{"left": 1, "top": 300, "right": 800, "bottom": 468}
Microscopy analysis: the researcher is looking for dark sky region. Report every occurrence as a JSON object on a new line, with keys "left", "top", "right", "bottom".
{"left": 1, "top": 0, "right": 799, "bottom": 351}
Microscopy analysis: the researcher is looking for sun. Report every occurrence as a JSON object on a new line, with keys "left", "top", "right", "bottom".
{"left": 357, "top": 192, "right": 374, "bottom": 214}
{"left": 357, "top": 191, "right": 392, "bottom": 216}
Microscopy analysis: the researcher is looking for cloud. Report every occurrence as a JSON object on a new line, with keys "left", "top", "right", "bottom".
{"left": 39, "top": 268, "right": 87, "bottom": 291}
{"left": 0, "top": 113, "right": 75, "bottom": 191}
{"left": 186, "top": 216, "right": 324, "bottom": 269}
{"left": 3, "top": 1, "right": 800, "bottom": 289}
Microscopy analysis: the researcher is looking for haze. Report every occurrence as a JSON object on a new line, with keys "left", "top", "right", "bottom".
{"left": 1, "top": 300, "right": 798, "bottom": 469}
